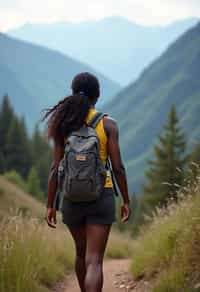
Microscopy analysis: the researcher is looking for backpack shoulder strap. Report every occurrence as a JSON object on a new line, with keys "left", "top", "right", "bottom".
{"left": 106, "top": 157, "right": 120, "bottom": 197}
{"left": 87, "top": 111, "right": 108, "bottom": 128}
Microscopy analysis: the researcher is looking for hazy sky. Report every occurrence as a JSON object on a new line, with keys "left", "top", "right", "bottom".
{"left": 0, "top": 0, "right": 200, "bottom": 31}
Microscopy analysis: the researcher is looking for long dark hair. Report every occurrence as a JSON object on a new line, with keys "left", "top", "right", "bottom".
{"left": 41, "top": 72, "right": 100, "bottom": 142}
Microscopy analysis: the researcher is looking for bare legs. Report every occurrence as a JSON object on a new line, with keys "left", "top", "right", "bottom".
{"left": 68, "top": 225, "right": 87, "bottom": 292}
{"left": 68, "top": 224, "right": 111, "bottom": 292}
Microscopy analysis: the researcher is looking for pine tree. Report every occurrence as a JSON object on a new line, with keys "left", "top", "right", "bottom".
{"left": 5, "top": 115, "right": 31, "bottom": 178}
{"left": 0, "top": 94, "right": 15, "bottom": 172}
{"left": 30, "top": 125, "right": 52, "bottom": 195}
{"left": 142, "top": 104, "right": 187, "bottom": 210}
{"left": 27, "top": 167, "right": 44, "bottom": 200}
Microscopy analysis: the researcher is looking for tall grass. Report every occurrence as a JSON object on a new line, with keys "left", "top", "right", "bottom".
{"left": 0, "top": 214, "right": 75, "bottom": 292}
{"left": 130, "top": 173, "right": 200, "bottom": 291}
{"left": 106, "top": 230, "right": 132, "bottom": 259}
{"left": 0, "top": 176, "right": 133, "bottom": 292}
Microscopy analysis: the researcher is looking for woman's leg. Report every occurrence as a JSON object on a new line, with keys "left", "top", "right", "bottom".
{"left": 85, "top": 224, "right": 112, "bottom": 292}
{"left": 68, "top": 225, "right": 87, "bottom": 292}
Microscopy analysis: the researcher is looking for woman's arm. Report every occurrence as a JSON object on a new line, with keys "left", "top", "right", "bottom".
{"left": 46, "top": 137, "right": 64, "bottom": 228}
{"left": 103, "top": 117, "right": 131, "bottom": 222}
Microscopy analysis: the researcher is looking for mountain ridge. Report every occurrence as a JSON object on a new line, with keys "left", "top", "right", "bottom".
{"left": 103, "top": 22, "right": 200, "bottom": 193}
{"left": 8, "top": 16, "right": 199, "bottom": 85}
{"left": 0, "top": 32, "right": 120, "bottom": 131}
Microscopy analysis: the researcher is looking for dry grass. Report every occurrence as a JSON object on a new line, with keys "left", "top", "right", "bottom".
{"left": 0, "top": 214, "right": 75, "bottom": 292}
{"left": 0, "top": 175, "right": 133, "bottom": 292}
{"left": 130, "top": 172, "right": 200, "bottom": 291}
{"left": 0, "top": 175, "right": 45, "bottom": 218}
{"left": 106, "top": 230, "right": 132, "bottom": 259}
{"left": 0, "top": 176, "right": 75, "bottom": 292}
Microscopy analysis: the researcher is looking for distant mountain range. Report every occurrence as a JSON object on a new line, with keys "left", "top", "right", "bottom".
{"left": 0, "top": 33, "right": 120, "bottom": 131}
{"left": 103, "top": 22, "right": 200, "bottom": 193}
{"left": 8, "top": 16, "right": 199, "bottom": 85}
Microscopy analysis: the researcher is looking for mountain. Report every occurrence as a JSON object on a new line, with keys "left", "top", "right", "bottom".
{"left": 0, "top": 33, "right": 120, "bottom": 131}
{"left": 8, "top": 16, "right": 199, "bottom": 85}
{"left": 103, "top": 22, "right": 200, "bottom": 193}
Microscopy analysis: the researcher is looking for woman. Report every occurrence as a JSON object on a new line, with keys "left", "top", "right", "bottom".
{"left": 43, "top": 72, "right": 131, "bottom": 292}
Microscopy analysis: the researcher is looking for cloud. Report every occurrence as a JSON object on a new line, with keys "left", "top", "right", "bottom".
{"left": 0, "top": 0, "right": 200, "bottom": 31}
{"left": 0, "top": 0, "right": 19, "bottom": 8}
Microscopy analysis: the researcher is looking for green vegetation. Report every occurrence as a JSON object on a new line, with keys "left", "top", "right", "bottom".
{"left": 0, "top": 216, "right": 75, "bottom": 292}
{"left": 0, "top": 176, "right": 75, "bottom": 292}
{"left": 27, "top": 167, "right": 44, "bottom": 200}
{"left": 143, "top": 104, "right": 187, "bottom": 207}
{"left": 187, "top": 143, "right": 200, "bottom": 182}
{"left": 4, "top": 170, "right": 27, "bottom": 192}
{"left": 114, "top": 193, "right": 137, "bottom": 235}
{"left": 0, "top": 95, "right": 52, "bottom": 201}
{"left": 103, "top": 22, "right": 200, "bottom": 193}
{"left": 0, "top": 176, "right": 133, "bottom": 291}
{"left": 130, "top": 173, "right": 200, "bottom": 291}
{"left": 132, "top": 105, "right": 187, "bottom": 232}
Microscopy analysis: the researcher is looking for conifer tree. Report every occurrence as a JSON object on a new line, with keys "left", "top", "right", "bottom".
{"left": 0, "top": 94, "right": 15, "bottom": 172}
{"left": 27, "top": 167, "right": 44, "bottom": 200}
{"left": 142, "top": 104, "right": 187, "bottom": 209}
{"left": 5, "top": 116, "right": 31, "bottom": 178}
{"left": 31, "top": 125, "right": 52, "bottom": 195}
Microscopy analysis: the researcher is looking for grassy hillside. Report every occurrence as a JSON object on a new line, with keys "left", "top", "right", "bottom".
{"left": 0, "top": 175, "right": 75, "bottom": 292}
{"left": 0, "top": 175, "right": 132, "bottom": 291}
{"left": 104, "top": 22, "right": 200, "bottom": 193}
{"left": 130, "top": 174, "right": 200, "bottom": 291}
{"left": 0, "top": 33, "right": 120, "bottom": 131}
{"left": 0, "top": 175, "right": 46, "bottom": 218}
{"left": 8, "top": 17, "right": 199, "bottom": 85}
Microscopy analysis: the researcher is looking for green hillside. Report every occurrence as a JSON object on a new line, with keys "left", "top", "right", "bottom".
{"left": 0, "top": 175, "right": 45, "bottom": 218}
{"left": 130, "top": 177, "right": 200, "bottom": 291}
{"left": 104, "top": 22, "right": 200, "bottom": 193}
{"left": 0, "top": 33, "right": 120, "bottom": 131}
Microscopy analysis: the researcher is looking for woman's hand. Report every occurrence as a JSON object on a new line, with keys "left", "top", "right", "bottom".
{"left": 46, "top": 208, "right": 57, "bottom": 228}
{"left": 121, "top": 203, "right": 131, "bottom": 222}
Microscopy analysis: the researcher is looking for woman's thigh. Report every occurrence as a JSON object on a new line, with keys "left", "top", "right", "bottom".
{"left": 68, "top": 225, "right": 87, "bottom": 257}
{"left": 86, "top": 224, "right": 112, "bottom": 263}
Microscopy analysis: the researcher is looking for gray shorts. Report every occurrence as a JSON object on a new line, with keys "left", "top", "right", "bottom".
{"left": 61, "top": 187, "right": 116, "bottom": 227}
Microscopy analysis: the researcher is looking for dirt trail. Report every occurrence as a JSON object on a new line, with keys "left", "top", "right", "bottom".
{"left": 53, "top": 259, "right": 151, "bottom": 292}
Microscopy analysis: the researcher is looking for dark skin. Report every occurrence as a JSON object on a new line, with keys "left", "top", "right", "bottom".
{"left": 46, "top": 115, "right": 131, "bottom": 225}
{"left": 46, "top": 100, "right": 131, "bottom": 292}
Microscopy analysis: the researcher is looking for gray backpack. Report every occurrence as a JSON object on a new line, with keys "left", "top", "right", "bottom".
{"left": 53, "top": 112, "right": 108, "bottom": 209}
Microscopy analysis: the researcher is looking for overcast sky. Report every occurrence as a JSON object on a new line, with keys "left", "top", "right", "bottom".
{"left": 0, "top": 0, "right": 200, "bottom": 31}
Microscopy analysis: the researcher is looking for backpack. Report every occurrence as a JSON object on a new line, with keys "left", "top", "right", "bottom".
{"left": 53, "top": 111, "right": 109, "bottom": 209}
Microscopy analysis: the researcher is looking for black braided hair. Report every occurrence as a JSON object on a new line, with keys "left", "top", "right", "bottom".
{"left": 41, "top": 72, "right": 100, "bottom": 142}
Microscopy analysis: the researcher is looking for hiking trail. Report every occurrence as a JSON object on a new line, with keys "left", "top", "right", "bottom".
{"left": 52, "top": 259, "right": 151, "bottom": 292}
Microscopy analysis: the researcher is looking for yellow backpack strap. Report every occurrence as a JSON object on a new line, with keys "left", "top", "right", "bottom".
{"left": 87, "top": 112, "right": 108, "bottom": 128}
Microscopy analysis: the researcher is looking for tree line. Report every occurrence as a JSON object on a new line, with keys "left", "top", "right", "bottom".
{"left": 0, "top": 94, "right": 52, "bottom": 201}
